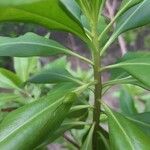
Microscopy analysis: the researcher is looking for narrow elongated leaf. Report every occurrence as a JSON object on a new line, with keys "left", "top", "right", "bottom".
{"left": 104, "top": 104, "right": 150, "bottom": 150}
{"left": 0, "top": 0, "right": 87, "bottom": 41}
{"left": 36, "top": 121, "right": 86, "bottom": 149}
{"left": 81, "top": 123, "right": 95, "bottom": 150}
{"left": 109, "top": 52, "right": 150, "bottom": 89}
{"left": 115, "top": 0, "right": 150, "bottom": 37}
{"left": 120, "top": 0, "right": 143, "bottom": 14}
{"left": 29, "top": 57, "right": 83, "bottom": 85}
{"left": 0, "top": 85, "right": 77, "bottom": 149}
{"left": 104, "top": 0, "right": 150, "bottom": 47}
{"left": 0, "top": 33, "right": 78, "bottom": 57}
{"left": 0, "top": 68, "right": 22, "bottom": 89}
{"left": 30, "top": 68, "right": 82, "bottom": 84}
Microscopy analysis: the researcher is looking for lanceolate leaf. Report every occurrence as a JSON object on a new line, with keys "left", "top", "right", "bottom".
{"left": 104, "top": 0, "right": 150, "bottom": 48}
{"left": 115, "top": 0, "right": 150, "bottom": 37}
{"left": 0, "top": 85, "right": 77, "bottom": 149}
{"left": 0, "top": 0, "right": 87, "bottom": 41}
{"left": 119, "top": 0, "right": 143, "bottom": 14}
{"left": 29, "top": 57, "right": 83, "bottom": 85}
{"left": 0, "top": 33, "right": 79, "bottom": 57}
{"left": 103, "top": 104, "right": 150, "bottom": 150}
{"left": 81, "top": 123, "right": 95, "bottom": 150}
{"left": 0, "top": 68, "right": 22, "bottom": 89}
{"left": 36, "top": 121, "right": 86, "bottom": 149}
{"left": 108, "top": 52, "right": 150, "bottom": 89}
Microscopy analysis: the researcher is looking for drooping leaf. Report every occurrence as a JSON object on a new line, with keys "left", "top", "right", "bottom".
{"left": 127, "top": 112, "right": 150, "bottom": 136}
{"left": 0, "top": 84, "right": 77, "bottom": 149}
{"left": 0, "top": 0, "right": 87, "bottom": 41}
{"left": 109, "top": 52, "right": 150, "bottom": 89}
{"left": 14, "top": 57, "right": 39, "bottom": 82}
{"left": 103, "top": 104, "right": 150, "bottom": 150}
{"left": 0, "top": 68, "right": 22, "bottom": 89}
{"left": 0, "top": 32, "right": 79, "bottom": 57}
{"left": 81, "top": 123, "right": 95, "bottom": 150}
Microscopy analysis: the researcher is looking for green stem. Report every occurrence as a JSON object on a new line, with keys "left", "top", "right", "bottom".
{"left": 91, "top": 20, "right": 102, "bottom": 150}
{"left": 67, "top": 50, "right": 94, "bottom": 65}
{"left": 98, "top": 1, "right": 139, "bottom": 56}
{"left": 93, "top": 53, "right": 102, "bottom": 150}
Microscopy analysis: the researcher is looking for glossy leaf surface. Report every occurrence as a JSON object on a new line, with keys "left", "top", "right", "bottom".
{"left": 104, "top": 104, "right": 150, "bottom": 150}
{"left": 0, "top": 33, "right": 76, "bottom": 57}
{"left": 29, "top": 57, "right": 83, "bottom": 84}
{"left": 110, "top": 52, "right": 150, "bottom": 89}
{"left": 0, "top": 0, "right": 87, "bottom": 41}
{"left": 0, "top": 84, "right": 77, "bottom": 149}
{"left": 115, "top": 0, "right": 150, "bottom": 37}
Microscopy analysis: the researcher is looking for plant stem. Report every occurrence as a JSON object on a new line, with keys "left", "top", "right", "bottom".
{"left": 91, "top": 19, "right": 102, "bottom": 150}
{"left": 93, "top": 52, "right": 102, "bottom": 150}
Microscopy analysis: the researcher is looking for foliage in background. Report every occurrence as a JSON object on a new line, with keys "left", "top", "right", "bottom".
{"left": 0, "top": 0, "right": 149, "bottom": 150}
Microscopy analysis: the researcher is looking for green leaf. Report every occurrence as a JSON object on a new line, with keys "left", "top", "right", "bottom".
{"left": 14, "top": 57, "right": 39, "bottom": 82}
{"left": 0, "top": 0, "right": 87, "bottom": 41}
{"left": 0, "top": 85, "right": 77, "bottom": 149}
{"left": 0, "top": 93, "right": 24, "bottom": 109}
{"left": 29, "top": 57, "right": 83, "bottom": 85}
{"left": 115, "top": 0, "right": 150, "bottom": 37}
{"left": 108, "top": 52, "right": 150, "bottom": 89}
{"left": 120, "top": 0, "right": 143, "bottom": 14}
{"left": 36, "top": 121, "right": 86, "bottom": 149}
{"left": 103, "top": 0, "right": 150, "bottom": 49}
{"left": 119, "top": 86, "right": 137, "bottom": 115}
{"left": 127, "top": 112, "right": 150, "bottom": 136}
{"left": 81, "top": 123, "right": 95, "bottom": 150}
{"left": 0, "top": 33, "right": 77, "bottom": 57}
{"left": 0, "top": 68, "right": 22, "bottom": 89}
{"left": 103, "top": 104, "right": 150, "bottom": 150}
{"left": 60, "top": 0, "right": 82, "bottom": 22}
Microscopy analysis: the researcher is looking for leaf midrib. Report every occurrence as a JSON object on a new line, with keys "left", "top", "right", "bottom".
{"left": 0, "top": 98, "right": 63, "bottom": 143}
{"left": 106, "top": 107, "right": 134, "bottom": 150}
{"left": 31, "top": 72, "right": 83, "bottom": 85}
{"left": 114, "top": 0, "right": 147, "bottom": 36}
{"left": 127, "top": 117, "right": 150, "bottom": 128}
{"left": 0, "top": 41, "right": 69, "bottom": 54}
{"left": 14, "top": 7, "right": 82, "bottom": 36}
